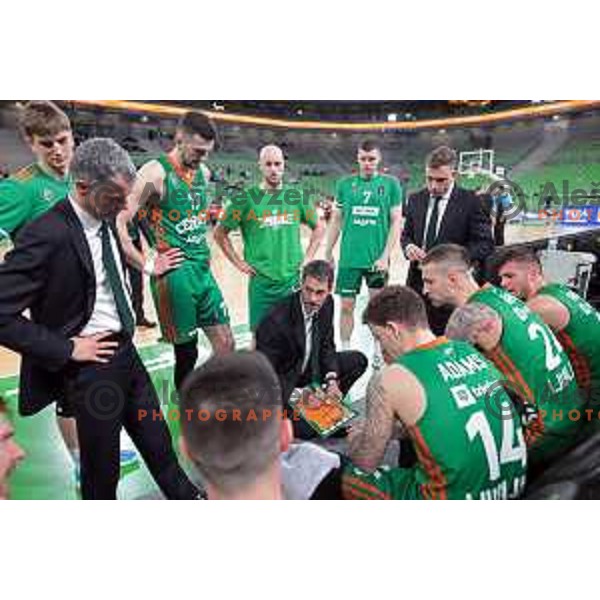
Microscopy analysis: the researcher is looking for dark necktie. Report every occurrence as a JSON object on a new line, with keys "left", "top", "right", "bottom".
{"left": 309, "top": 315, "right": 320, "bottom": 385}
{"left": 424, "top": 196, "right": 443, "bottom": 250}
{"left": 100, "top": 222, "right": 135, "bottom": 336}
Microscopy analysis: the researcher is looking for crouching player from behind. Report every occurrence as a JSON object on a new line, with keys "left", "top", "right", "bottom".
{"left": 342, "top": 286, "right": 527, "bottom": 500}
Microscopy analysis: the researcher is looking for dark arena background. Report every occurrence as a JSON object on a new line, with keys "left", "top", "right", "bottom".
{"left": 1, "top": 99, "right": 600, "bottom": 499}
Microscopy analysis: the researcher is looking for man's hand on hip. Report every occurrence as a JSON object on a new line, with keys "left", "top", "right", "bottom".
{"left": 153, "top": 248, "right": 186, "bottom": 276}
{"left": 70, "top": 332, "right": 119, "bottom": 363}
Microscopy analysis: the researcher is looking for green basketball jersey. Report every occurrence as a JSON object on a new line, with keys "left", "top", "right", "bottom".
{"left": 468, "top": 285, "right": 584, "bottom": 445}
{"left": 221, "top": 184, "right": 317, "bottom": 282}
{"left": 397, "top": 338, "right": 527, "bottom": 500}
{"left": 0, "top": 163, "right": 69, "bottom": 240}
{"left": 145, "top": 154, "right": 210, "bottom": 261}
{"left": 537, "top": 283, "right": 600, "bottom": 403}
{"left": 336, "top": 173, "right": 402, "bottom": 269}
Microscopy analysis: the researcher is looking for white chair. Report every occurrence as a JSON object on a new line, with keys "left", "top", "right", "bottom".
{"left": 538, "top": 249, "right": 597, "bottom": 298}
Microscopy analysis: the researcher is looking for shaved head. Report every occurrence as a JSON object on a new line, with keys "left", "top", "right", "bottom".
{"left": 259, "top": 145, "right": 285, "bottom": 188}
{"left": 420, "top": 244, "right": 478, "bottom": 308}
{"left": 259, "top": 145, "right": 284, "bottom": 163}
{"left": 421, "top": 244, "right": 472, "bottom": 272}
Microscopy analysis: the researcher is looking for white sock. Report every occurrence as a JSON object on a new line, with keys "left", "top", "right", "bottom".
{"left": 341, "top": 339, "right": 351, "bottom": 351}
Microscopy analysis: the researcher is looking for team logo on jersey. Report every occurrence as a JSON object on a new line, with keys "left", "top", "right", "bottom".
{"left": 378, "top": 185, "right": 385, "bottom": 196}
{"left": 450, "top": 384, "right": 476, "bottom": 409}
{"left": 42, "top": 189, "right": 55, "bottom": 203}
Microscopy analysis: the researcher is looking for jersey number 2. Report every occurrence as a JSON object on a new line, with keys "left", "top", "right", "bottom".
{"left": 527, "top": 322, "right": 563, "bottom": 371}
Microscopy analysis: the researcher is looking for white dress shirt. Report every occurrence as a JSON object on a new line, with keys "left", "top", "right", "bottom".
{"left": 69, "top": 197, "right": 134, "bottom": 335}
{"left": 422, "top": 182, "right": 455, "bottom": 246}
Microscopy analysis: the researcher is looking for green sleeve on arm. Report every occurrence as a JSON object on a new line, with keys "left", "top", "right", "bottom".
{"left": 0, "top": 179, "right": 31, "bottom": 239}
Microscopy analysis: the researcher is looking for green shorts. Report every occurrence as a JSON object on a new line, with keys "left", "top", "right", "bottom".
{"left": 335, "top": 267, "right": 388, "bottom": 298}
{"left": 342, "top": 464, "right": 422, "bottom": 500}
{"left": 151, "top": 260, "right": 230, "bottom": 345}
{"left": 249, "top": 273, "right": 299, "bottom": 330}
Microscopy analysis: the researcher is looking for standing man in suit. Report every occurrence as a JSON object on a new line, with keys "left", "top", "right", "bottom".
{"left": 401, "top": 146, "right": 494, "bottom": 334}
{"left": 255, "top": 260, "right": 367, "bottom": 437}
{"left": 0, "top": 138, "right": 199, "bottom": 500}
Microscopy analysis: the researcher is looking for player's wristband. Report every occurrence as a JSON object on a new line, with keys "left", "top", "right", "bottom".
{"left": 324, "top": 372, "right": 338, "bottom": 383}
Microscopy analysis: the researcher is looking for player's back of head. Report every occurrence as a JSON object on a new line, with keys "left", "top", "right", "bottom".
{"left": 180, "top": 351, "right": 286, "bottom": 497}
{"left": 363, "top": 285, "right": 429, "bottom": 330}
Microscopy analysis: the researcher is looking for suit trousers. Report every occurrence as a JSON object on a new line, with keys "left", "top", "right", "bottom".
{"left": 65, "top": 337, "right": 198, "bottom": 499}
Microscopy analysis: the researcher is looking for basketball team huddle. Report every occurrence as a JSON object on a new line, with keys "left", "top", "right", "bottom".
{"left": 0, "top": 101, "right": 599, "bottom": 500}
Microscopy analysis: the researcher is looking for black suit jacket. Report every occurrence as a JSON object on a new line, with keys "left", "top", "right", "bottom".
{"left": 255, "top": 292, "right": 338, "bottom": 405}
{"left": 401, "top": 185, "right": 494, "bottom": 289}
{"left": 0, "top": 198, "right": 128, "bottom": 416}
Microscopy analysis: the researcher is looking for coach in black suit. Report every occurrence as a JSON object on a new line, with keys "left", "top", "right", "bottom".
{"left": 256, "top": 261, "right": 367, "bottom": 438}
{"left": 401, "top": 146, "right": 494, "bottom": 334}
{"left": 0, "top": 138, "right": 198, "bottom": 500}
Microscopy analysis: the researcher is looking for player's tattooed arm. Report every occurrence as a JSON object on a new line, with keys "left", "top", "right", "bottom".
{"left": 348, "top": 370, "right": 395, "bottom": 472}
